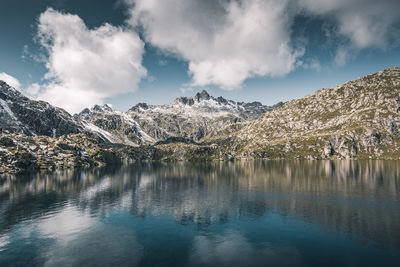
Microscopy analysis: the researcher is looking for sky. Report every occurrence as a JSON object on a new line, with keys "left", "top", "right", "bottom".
{"left": 0, "top": 0, "right": 399, "bottom": 114}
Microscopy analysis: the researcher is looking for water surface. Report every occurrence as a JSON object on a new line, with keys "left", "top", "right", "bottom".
{"left": 1, "top": 160, "right": 400, "bottom": 266}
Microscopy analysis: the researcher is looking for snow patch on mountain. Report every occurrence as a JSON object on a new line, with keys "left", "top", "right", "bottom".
{"left": 82, "top": 121, "right": 117, "bottom": 142}
{"left": 0, "top": 98, "right": 20, "bottom": 122}
{"left": 76, "top": 104, "right": 155, "bottom": 146}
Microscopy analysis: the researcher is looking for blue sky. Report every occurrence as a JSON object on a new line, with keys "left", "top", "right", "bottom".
{"left": 0, "top": 0, "right": 399, "bottom": 113}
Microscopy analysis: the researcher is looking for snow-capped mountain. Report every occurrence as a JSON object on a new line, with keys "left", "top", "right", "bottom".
{"left": 0, "top": 80, "right": 153, "bottom": 146}
{"left": 75, "top": 90, "right": 280, "bottom": 146}
{"left": 0, "top": 80, "right": 82, "bottom": 136}
{"left": 127, "top": 90, "right": 283, "bottom": 141}
{"left": 1, "top": 79, "right": 280, "bottom": 147}
{"left": 74, "top": 104, "right": 155, "bottom": 146}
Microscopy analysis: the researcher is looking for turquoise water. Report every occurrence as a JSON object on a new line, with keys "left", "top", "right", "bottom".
{"left": 0, "top": 160, "right": 400, "bottom": 266}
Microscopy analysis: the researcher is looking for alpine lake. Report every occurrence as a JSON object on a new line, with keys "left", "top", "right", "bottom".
{"left": 0, "top": 160, "right": 399, "bottom": 266}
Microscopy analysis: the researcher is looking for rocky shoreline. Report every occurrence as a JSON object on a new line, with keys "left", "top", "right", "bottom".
{"left": 0, "top": 131, "right": 122, "bottom": 174}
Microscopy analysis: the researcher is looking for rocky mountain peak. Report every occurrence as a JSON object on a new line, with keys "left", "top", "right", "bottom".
{"left": 92, "top": 104, "right": 113, "bottom": 113}
{"left": 173, "top": 96, "right": 195, "bottom": 106}
{"left": 128, "top": 102, "right": 150, "bottom": 112}
{"left": 75, "top": 104, "right": 113, "bottom": 120}
{"left": 126, "top": 89, "right": 282, "bottom": 142}
{"left": 172, "top": 90, "right": 213, "bottom": 106}
{"left": 194, "top": 90, "right": 211, "bottom": 102}
{"left": 136, "top": 103, "right": 149, "bottom": 109}
{"left": 216, "top": 96, "right": 229, "bottom": 105}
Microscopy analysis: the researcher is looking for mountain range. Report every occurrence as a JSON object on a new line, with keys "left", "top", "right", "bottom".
{"left": 1, "top": 80, "right": 279, "bottom": 145}
{"left": 74, "top": 90, "right": 282, "bottom": 145}
{"left": 1, "top": 66, "right": 400, "bottom": 173}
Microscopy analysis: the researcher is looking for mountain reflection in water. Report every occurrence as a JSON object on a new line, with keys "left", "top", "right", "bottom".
{"left": 0, "top": 160, "right": 399, "bottom": 266}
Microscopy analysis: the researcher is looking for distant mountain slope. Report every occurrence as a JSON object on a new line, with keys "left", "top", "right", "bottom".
{"left": 1, "top": 79, "right": 279, "bottom": 147}
{"left": 76, "top": 90, "right": 281, "bottom": 145}
{"left": 0, "top": 81, "right": 82, "bottom": 136}
{"left": 75, "top": 104, "right": 155, "bottom": 146}
{"left": 127, "top": 90, "right": 282, "bottom": 141}
{"left": 202, "top": 67, "right": 400, "bottom": 159}
{"left": 0, "top": 81, "right": 135, "bottom": 144}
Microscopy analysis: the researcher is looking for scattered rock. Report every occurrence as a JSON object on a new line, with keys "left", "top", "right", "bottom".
{"left": 0, "top": 136, "right": 15, "bottom": 147}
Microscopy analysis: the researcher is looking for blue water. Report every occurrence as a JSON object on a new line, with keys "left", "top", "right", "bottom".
{"left": 0, "top": 160, "right": 400, "bottom": 266}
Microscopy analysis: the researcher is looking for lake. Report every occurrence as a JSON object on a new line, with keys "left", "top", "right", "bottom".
{"left": 0, "top": 160, "right": 400, "bottom": 266}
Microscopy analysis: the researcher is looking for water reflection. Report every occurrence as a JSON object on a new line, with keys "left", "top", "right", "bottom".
{"left": 0, "top": 160, "right": 400, "bottom": 266}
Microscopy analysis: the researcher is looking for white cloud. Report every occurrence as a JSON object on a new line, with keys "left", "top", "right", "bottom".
{"left": 298, "top": 0, "right": 400, "bottom": 49}
{"left": 297, "top": 58, "right": 321, "bottom": 71}
{"left": 33, "top": 8, "right": 147, "bottom": 114}
{"left": 0, "top": 72, "right": 21, "bottom": 90}
{"left": 158, "top": 59, "right": 168, "bottom": 66}
{"left": 26, "top": 82, "right": 41, "bottom": 96}
{"left": 21, "top": 1, "right": 399, "bottom": 107}
{"left": 334, "top": 46, "right": 353, "bottom": 66}
{"left": 124, "top": 0, "right": 400, "bottom": 90}
{"left": 126, "top": 0, "right": 303, "bottom": 90}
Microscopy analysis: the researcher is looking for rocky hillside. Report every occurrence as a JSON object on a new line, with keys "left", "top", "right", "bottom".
{"left": 127, "top": 90, "right": 282, "bottom": 141}
{"left": 201, "top": 66, "right": 400, "bottom": 159}
{"left": 0, "top": 81, "right": 82, "bottom": 136}
{"left": 75, "top": 104, "right": 155, "bottom": 146}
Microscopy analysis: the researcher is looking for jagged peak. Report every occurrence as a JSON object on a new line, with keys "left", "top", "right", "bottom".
{"left": 129, "top": 102, "right": 151, "bottom": 112}
{"left": 135, "top": 102, "right": 149, "bottom": 109}
{"left": 173, "top": 96, "right": 195, "bottom": 106}
{"left": 92, "top": 104, "right": 113, "bottom": 112}
{"left": 75, "top": 103, "right": 113, "bottom": 120}
{"left": 216, "top": 96, "right": 229, "bottom": 105}
{"left": 194, "top": 90, "right": 211, "bottom": 102}
{"left": 171, "top": 90, "right": 212, "bottom": 105}
{"left": 171, "top": 90, "right": 214, "bottom": 106}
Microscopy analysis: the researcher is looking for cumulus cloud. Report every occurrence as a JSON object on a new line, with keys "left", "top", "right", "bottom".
{"left": 25, "top": 82, "right": 41, "bottom": 96}
{"left": 0, "top": 72, "right": 21, "bottom": 90}
{"left": 124, "top": 0, "right": 400, "bottom": 86}
{"left": 298, "top": 0, "right": 400, "bottom": 49}
{"left": 33, "top": 8, "right": 146, "bottom": 114}
{"left": 297, "top": 0, "right": 400, "bottom": 65}
{"left": 23, "top": 1, "right": 400, "bottom": 107}
{"left": 126, "top": 0, "right": 302, "bottom": 89}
